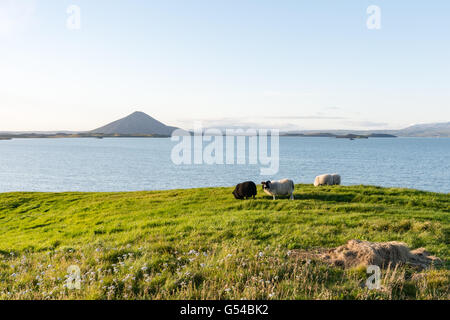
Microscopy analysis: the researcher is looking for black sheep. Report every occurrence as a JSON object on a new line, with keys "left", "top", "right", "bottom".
{"left": 232, "top": 181, "right": 257, "bottom": 200}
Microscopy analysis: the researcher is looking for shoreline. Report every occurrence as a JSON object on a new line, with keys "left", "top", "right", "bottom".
{"left": 0, "top": 184, "right": 448, "bottom": 195}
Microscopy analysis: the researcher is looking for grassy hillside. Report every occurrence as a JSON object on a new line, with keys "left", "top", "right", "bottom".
{"left": 0, "top": 185, "right": 448, "bottom": 300}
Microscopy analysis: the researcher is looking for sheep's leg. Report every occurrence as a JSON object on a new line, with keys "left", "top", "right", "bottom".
{"left": 273, "top": 195, "right": 276, "bottom": 200}
{"left": 290, "top": 193, "right": 294, "bottom": 200}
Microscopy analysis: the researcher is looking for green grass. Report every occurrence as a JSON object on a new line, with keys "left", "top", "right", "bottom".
{"left": 0, "top": 184, "right": 448, "bottom": 300}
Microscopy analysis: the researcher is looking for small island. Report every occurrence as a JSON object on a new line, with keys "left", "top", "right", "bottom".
{"left": 282, "top": 133, "right": 397, "bottom": 139}
{"left": 335, "top": 134, "right": 369, "bottom": 139}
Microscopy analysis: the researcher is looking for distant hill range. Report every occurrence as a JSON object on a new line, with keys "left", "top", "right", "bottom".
{"left": 393, "top": 122, "right": 450, "bottom": 137}
{"left": 283, "top": 122, "right": 450, "bottom": 138}
{"left": 90, "top": 111, "right": 178, "bottom": 136}
{"left": 0, "top": 114, "right": 448, "bottom": 139}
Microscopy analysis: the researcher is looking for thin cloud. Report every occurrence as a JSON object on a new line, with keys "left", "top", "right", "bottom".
{"left": 340, "top": 120, "right": 389, "bottom": 128}
{"left": 263, "top": 115, "right": 346, "bottom": 120}
{"left": 175, "top": 117, "right": 393, "bottom": 131}
{"left": 323, "top": 106, "right": 341, "bottom": 111}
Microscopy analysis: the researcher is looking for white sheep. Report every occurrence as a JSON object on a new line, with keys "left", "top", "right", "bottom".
{"left": 261, "top": 179, "right": 295, "bottom": 200}
{"left": 314, "top": 174, "right": 341, "bottom": 186}
{"left": 314, "top": 174, "right": 333, "bottom": 186}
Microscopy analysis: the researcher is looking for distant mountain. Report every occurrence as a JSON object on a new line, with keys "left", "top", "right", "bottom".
{"left": 395, "top": 122, "right": 450, "bottom": 137}
{"left": 282, "top": 122, "right": 450, "bottom": 138}
{"left": 91, "top": 111, "right": 178, "bottom": 136}
{"left": 2, "top": 116, "right": 448, "bottom": 138}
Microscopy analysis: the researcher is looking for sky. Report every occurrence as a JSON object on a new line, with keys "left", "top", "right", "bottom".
{"left": 0, "top": 0, "right": 449, "bottom": 131}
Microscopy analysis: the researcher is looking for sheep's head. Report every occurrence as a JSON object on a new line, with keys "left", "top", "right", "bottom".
{"left": 261, "top": 181, "right": 271, "bottom": 190}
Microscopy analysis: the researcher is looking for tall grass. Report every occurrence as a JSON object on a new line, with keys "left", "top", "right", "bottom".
{"left": 0, "top": 185, "right": 448, "bottom": 300}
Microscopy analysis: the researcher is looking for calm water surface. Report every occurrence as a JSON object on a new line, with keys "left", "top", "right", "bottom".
{"left": 0, "top": 137, "right": 448, "bottom": 193}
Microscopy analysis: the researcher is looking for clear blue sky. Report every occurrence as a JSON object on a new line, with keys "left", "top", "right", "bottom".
{"left": 1, "top": 0, "right": 449, "bottom": 131}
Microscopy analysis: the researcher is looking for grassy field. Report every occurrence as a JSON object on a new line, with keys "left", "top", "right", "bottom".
{"left": 0, "top": 185, "right": 448, "bottom": 300}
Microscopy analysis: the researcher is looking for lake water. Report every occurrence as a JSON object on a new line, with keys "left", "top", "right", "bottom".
{"left": 0, "top": 137, "right": 448, "bottom": 193}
